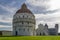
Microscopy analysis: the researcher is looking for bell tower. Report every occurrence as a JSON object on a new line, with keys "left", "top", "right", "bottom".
{"left": 55, "top": 24, "right": 58, "bottom": 35}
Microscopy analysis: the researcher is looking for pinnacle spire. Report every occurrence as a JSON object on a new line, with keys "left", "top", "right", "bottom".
{"left": 21, "top": 3, "right": 27, "bottom": 9}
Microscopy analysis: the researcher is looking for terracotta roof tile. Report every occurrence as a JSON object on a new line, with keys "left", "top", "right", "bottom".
{"left": 16, "top": 3, "right": 32, "bottom": 14}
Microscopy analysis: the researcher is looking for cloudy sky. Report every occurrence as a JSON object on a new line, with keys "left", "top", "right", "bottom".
{"left": 0, "top": 0, "right": 60, "bottom": 32}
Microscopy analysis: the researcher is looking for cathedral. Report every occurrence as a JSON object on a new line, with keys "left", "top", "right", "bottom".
{"left": 13, "top": 3, "right": 59, "bottom": 36}
{"left": 36, "top": 24, "right": 48, "bottom": 35}
{"left": 36, "top": 24, "right": 58, "bottom": 35}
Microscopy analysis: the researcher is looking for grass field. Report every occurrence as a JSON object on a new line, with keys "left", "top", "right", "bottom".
{"left": 0, "top": 36, "right": 60, "bottom": 40}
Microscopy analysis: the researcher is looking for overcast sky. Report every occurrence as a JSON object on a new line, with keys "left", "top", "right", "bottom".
{"left": 0, "top": 0, "right": 60, "bottom": 32}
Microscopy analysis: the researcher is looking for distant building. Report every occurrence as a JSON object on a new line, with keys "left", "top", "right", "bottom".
{"left": 13, "top": 3, "right": 36, "bottom": 36}
{"left": 36, "top": 24, "right": 48, "bottom": 35}
{"left": 48, "top": 28, "right": 57, "bottom": 35}
{"left": 48, "top": 24, "right": 58, "bottom": 35}
{"left": 0, "top": 31, "right": 12, "bottom": 36}
{"left": 36, "top": 24, "right": 58, "bottom": 35}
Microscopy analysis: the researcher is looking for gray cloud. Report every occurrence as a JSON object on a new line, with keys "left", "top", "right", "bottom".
{"left": 27, "top": 4, "right": 60, "bottom": 14}
{"left": 26, "top": 0, "right": 60, "bottom": 14}
{"left": 0, "top": 22, "right": 12, "bottom": 26}
{"left": 0, "top": 27, "right": 12, "bottom": 31}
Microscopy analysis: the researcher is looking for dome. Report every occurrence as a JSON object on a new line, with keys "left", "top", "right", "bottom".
{"left": 13, "top": 3, "right": 36, "bottom": 36}
{"left": 16, "top": 3, "right": 32, "bottom": 14}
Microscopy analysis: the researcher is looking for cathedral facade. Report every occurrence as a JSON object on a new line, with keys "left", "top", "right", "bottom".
{"left": 36, "top": 24, "right": 48, "bottom": 35}
{"left": 36, "top": 24, "right": 58, "bottom": 35}
{"left": 13, "top": 3, "right": 36, "bottom": 36}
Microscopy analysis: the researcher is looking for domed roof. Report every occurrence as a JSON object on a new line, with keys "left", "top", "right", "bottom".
{"left": 16, "top": 3, "right": 32, "bottom": 14}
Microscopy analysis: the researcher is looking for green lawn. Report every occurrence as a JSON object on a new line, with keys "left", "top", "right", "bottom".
{"left": 0, "top": 36, "right": 60, "bottom": 40}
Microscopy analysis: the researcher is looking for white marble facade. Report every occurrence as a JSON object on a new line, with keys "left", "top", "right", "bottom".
{"left": 36, "top": 24, "right": 48, "bottom": 35}
{"left": 36, "top": 24, "right": 58, "bottom": 35}
{"left": 13, "top": 3, "right": 35, "bottom": 36}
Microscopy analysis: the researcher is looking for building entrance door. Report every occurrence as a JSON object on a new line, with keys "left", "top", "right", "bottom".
{"left": 16, "top": 31, "right": 18, "bottom": 36}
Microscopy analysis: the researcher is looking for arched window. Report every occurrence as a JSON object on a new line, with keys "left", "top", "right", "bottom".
{"left": 19, "top": 16, "right": 20, "bottom": 18}
{"left": 23, "top": 15, "right": 24, "bottom": 18}
{"left": 40, "top": 33, "right": 41, "bottom": 35}
{"left": 22, "top": 22, "right": 23, "bottom": 24}
{"left": 19, "top": 29, "right": 21, "bottom": 31}
{"left": 27, "top": 16, "right": 28, "bottom": 18}
{"left": 23, "top": 28, "right": 25, "bottom": 31}
{"left": 28, "top": 28, "right": 29, "bottom": 31}
{"left": 28, "top": 22, "right": 29, "bottom": 24}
